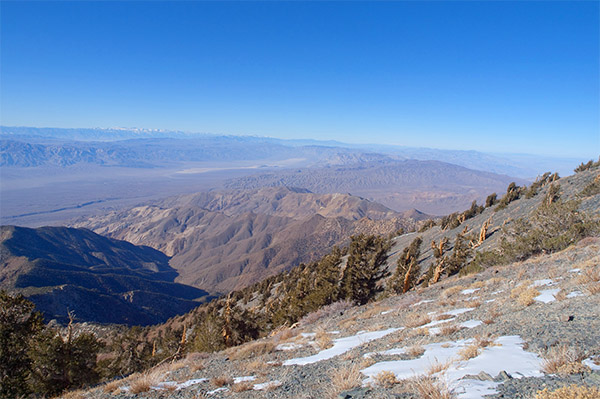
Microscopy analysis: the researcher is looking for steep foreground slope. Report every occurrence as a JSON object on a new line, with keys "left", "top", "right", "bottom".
{"left": 59, "top": 163, "right": 600, "bottom": 399}
{"left": 0, "top": 226, "right": 213, "bottom": 325}
{"left": 74, "top": 187, "right": 425, "bottom": 292}
{"left": 64, "top": 237, "right": 600, "bottom": 399}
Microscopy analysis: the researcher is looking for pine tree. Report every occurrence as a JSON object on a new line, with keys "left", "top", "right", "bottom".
{"left": 28, "top": 317, "right": 101, "bottom": 396}
{"left": 390, "top": 237, "right": 422, "bottom": 293}
{"left": 0, "top": 291, "right": 43, "bottom": 398}
{"left": 342, "top": 234, "right": 391, "bottom": 305}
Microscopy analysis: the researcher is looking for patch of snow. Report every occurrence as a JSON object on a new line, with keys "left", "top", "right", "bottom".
{"left": 584, "top": 358, "right": 600, "bottom": 371}
{"left": 150, "top": 378, "right": 209, "bottom": 391}
{"left": 422, "top": 318, "right": 455, "bottom": 329}
{"left": 454, "top": 379, "right": 500, "bottom": 399}
{"left": 461, "top": 288, "right": 480, "bottom": 295}
{"left": 485, "top": 299, "right": 496, "bottom": 303}
{"left": 361, "top": 335, "right": 543, "bottom": 399}
{"left": 329, "top": 330, "right": 341, "bottom": 334}
{"left": 566, "top": 290, "right": 584, "bottom": 298}
{"left": 276, "top": 343, "right": 303, "bottom": 351}
{"left": 207, "top": 387, "right": 228, "bottom": 395}
{"left": 445, "top": 308, "right": 475, "bottom": 316}
{"left": 283, "top": 328, "right": 400, "bottom": 366}
{"left": 460, "top": 320, "right": 483, "bottom": 329}
{"left": 491, "top": 290, "right": 504, "bottom": 295}
{"left": 378, "top": 347, "right": 408, "bottom": 356}
{"left": 381, "top": 310, "right": 393, "bottom": 315}
{"left": 234, "top": 376, "right": 256, "bottom": 383}
{"left": 569, "top": 268, "right": 581, "bottom": 273}
{"left": 535, "top": 289, "right": 560, "bottom": 304}
{"left": 411, "top": 299, "right": 434, "bottom": 307}
{"left": 533, "top": 279, "right": 555, "bottom": 287}
{"left": 174, "top": 378, "right": 208, "bottom": 389}
{"left": 253, "top": 380, "right": 282, "bottom": 390}
{"left": 429, "top": 320, "right": 481, "bottom": 335}
{"left": 300, "top": 332, "right": 316, "bottom": 338}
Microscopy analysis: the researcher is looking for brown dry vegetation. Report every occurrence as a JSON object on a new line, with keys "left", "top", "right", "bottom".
{"left": 542, "top": 346, "right": 589, "bottom": 375}
{"left": 211, "top": 376, "right": 233, "bottom": 387}
{"left": 536, "top": 385, "right": 600, "bottom": 399}
{"left": 405, "top": 313, "right": 432, "bottom": 328}
{"left": 374, "top": 370, "right": 398, "bottom": 387}
{"left": 327, "top": 364, "right": 363, "bottom": 396}
{"left": 458, "top": 344, "right": 480, "bottom": 361}
{"left": 229, "top": 340, "right": 275, "bottom": 361}
{"left": 517, "top": 287, "right": 541, "bottom": 306}
{"left": 231, "top": 381, "right": 254, "bottom": 392}
{"left": 401, "top": 376, "right": 454, "bottom": 399}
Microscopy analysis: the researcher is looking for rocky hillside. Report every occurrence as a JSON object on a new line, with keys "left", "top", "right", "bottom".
{"left": 74, "top": 187, "right": 425, "bottom": 292}
{"left": 0, "top": 226, "right": 214, "bottom": 325}
{"left": 54, "top": 162, "right": 600, "bottom": 399}
{"left": 225, "top": 159, "right": 525, "bottom": 214}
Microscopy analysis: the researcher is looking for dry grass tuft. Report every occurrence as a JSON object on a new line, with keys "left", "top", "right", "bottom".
{"left": 535, "top": 385, "right": 600, "bottom": 399}
{"left": 586, "top": 283, "right": 600, "bottom": 295}
{"left": 510, "top": 280, "right": 533, "bottom": 298}
{"left": 542, "top": 346, "right": 589, "bottom": 375}
{"left": 315, "top": 328, "right": 334, "bottom": 350}
{"left": 516, "top": 268, "right": 528, "bottom": 280}
{"left": 60, "top": 389, "right": 86, "bottom": 399}
{"left": 373, "top": 370, "right": 398, "bottom": 387}
{"left": 443, "top": 286, "right": 465, "bottom": 298}
{"left": 102, "top": 379, "right": 123, "bottom": 394}
{"left": 439, "top": 325, "right": 459, "bottom": 336}
{"left": 211, "top": 376, "right": 233, "bottom": 387}
{"left": 271, "top": 326, "right": 297, "bottom": 342}
{"left": 553, "top": 289, "right": 567, "bottom": 301}
{"left": 358, "top": 304, "right": 391, "bottom": 320}
{"left": 129, "top": 371, "right": 161, "bottom": 394}
{"left": 231, "top": 381, "right": 254, "bottom": 392}
{"left": 485, "top": 276, "right": 505, "bottom": 287}
{"left": 474, "top": 333, "right": 497, "bottom": 349}
{"left": 464, "top": 299, "right": 483, "bottom": 308}
{"left": 469, "top": 281, "right": 486, "bottom": 289}
{"left": 517, "top": 287, "right": 540, "bottom": 306}
{"left": 405, "top": 313, "right": 432, "bottom": 328}
{"left": 458, "top": 343, "right": 480, "bottom": 361}
{"left": 408, "top": 327, "right": 430, "bottom": 337}
{"left": 439, "top": 299, "right": 457, "bottom": 307}
{"left": 406, "top": 345, "right": 425, "bottom": 358}
{"left": 229, "top": 340, "right": 275, "bottom": 361}
{"left": 401, "top": 375, "right": 453, "bottom": 399}
{"left": 578, "top": 266, "right": 600, "bottom": 284}
{"left": 359, "top": 357, "right": 376, "bottom": 368}
{"left": 338, "top": 315, "right": 358, "bottom": 330}
{"left": 328, "top": 364, "right": 363, "bottom": 396}
{"left": 244, "top": 358, "right": 270, "bottom": 373}
{"left": 436, "top": 313, "right": 454, "bottom": 321}
{"left": 427, "top": 359, "right": 453, "bottom": 375}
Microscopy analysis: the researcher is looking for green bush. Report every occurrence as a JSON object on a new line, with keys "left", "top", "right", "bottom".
{"left": 501, "top": 198, "right": 600, "bottom": 262}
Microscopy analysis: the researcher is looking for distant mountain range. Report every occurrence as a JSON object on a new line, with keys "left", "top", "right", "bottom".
{"left": 1, "top": 126, "right": 580, "bottom": 177}
{"left": 0, "top": 225, "right": 214, "bottom": 325}
{"left": 73, "top": 187, "right": 426, "bottom": 293}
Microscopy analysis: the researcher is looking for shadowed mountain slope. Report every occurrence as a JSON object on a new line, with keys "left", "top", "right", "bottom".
{"left": 0, "top": 226, "right": 213, "bottom": 325}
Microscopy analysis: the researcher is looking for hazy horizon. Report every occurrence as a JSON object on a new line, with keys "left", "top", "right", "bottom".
{"left": 1, "top": 1, "right": 598, "bottom": 158}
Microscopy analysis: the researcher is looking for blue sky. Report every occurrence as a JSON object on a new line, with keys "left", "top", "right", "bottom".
{"left": 1, "top": 1, "right": 598, "bottom": 157}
